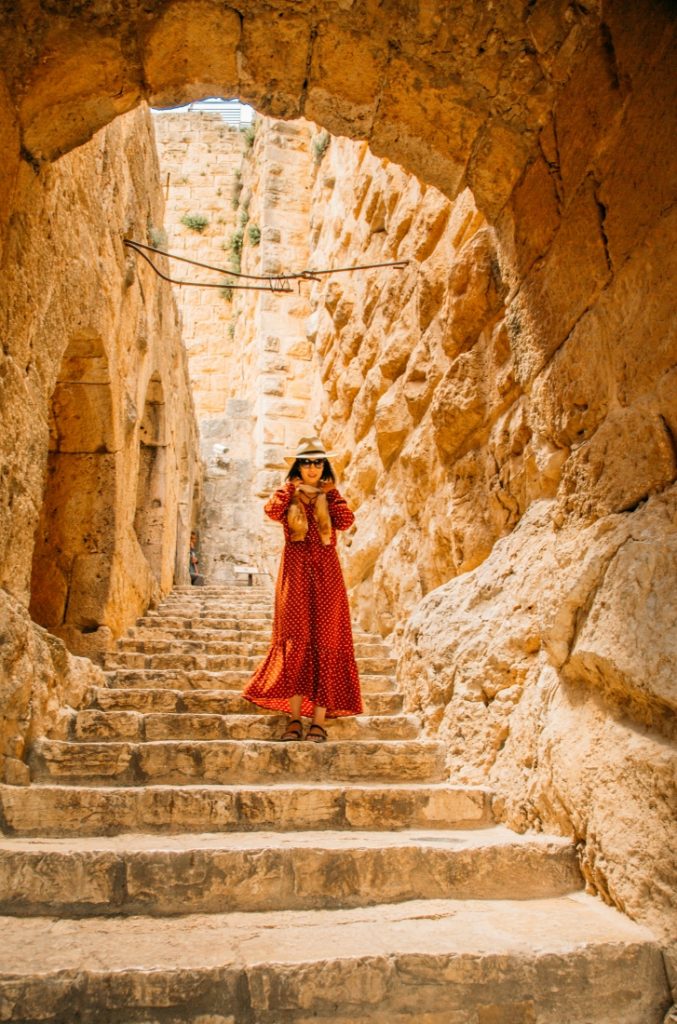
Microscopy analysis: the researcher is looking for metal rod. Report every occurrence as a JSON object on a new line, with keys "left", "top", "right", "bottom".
{"left": 123, "top": 238, "right": 410, "bottom": 290}
{"left": 124, "top": 242, "right": 292, "bottom": 291}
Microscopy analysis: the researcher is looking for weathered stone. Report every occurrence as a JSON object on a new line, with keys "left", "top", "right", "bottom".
{"left": 399, "top": 490, "right": 677, "bottom": 955}
{"left": 0, "top": 828, "right": 581, "bottom": 916}
{"left": 0, "top": 2, "right": 675, "bottom": 1010}
{"left": 0, "top": 781, "right": 491, "bottom": 837}
{"left": 0, "top": 898, "right": 667, "bottom": 1023}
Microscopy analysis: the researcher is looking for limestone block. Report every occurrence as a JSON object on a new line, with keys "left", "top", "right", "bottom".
{"left": 502, "top": 152, "right": 560, "bottom": 279}
{"left": 466, "top": 119, "right": 537, "bottom": 220}
{"left": 19, "top": 26, "right": 140, "bottom": 160}
{"left": 567, "top": 534, "right": 677, "bottom": 713}
{"left": 307, "top": 23, "right": 385, "bottom": 136}
{"left": 530, "top": 319, "right": 611, "bottom": 449}
{"left": 398, "top": 489, "right": 677, "bottom": 951}
{"left": 374, "top": 379, "right": 413, "bottom": 468}
{"left": 144, "top": 2, "right": 240, "bottom": 107}
{"left": 509, "top": 181, "right": 612, "bottom": 385}
{"left": 351, "top": 366, "right": 391, "bottom": 444}
{"left": 0, "top": 590, "right": 106, "bottom": 783}
{"left": 431, "top": 344, "right": 486, "bottom": 461}
{"left": 400, "top": 336, "right": 444, "bottom": 426}
{"left": 3, "top": 758, "right": 30, "bottom": 786}
{"left": 370, "top": 55, "right": 483, "bottom": 199}
{"left": 443, "top": 228, "right": 503, "bottom": 358}
{"left": 559, "top": 405, "right": 677, "bottom": 519}
{"left": 343, "top": 433, "right": 381, "bottom": 504}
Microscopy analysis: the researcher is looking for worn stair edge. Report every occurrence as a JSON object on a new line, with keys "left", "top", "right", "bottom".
{"left": 103, "top": 669, "right": 397, "bottom": 693}
{"left": 0, "top": 827, "right": 582, "bottom": 917}
{"left": 69, "top": 710, "right": 420, "bottom": 743}
{"left": 88, "top": 687, "right": 404, "bottom": 717}
{"left": 28, "top": 738, "right": 448, "bottom": 786}
{"left": 103, "top": 654, "right": 397, "bottom": 675}
{"left": 0, "top": 897, "right": 669, "bottom": 1024}
{"left": 0, "top": 782, "right": 490, "bottom": 837}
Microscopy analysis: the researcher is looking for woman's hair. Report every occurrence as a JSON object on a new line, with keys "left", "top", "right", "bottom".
{"left": 286, "top": 457, "right": 336, "bottom": 484}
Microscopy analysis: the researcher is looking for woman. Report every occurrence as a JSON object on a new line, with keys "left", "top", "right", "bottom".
{"left": 243, "top": 437, "right": 363, "bottom": 741}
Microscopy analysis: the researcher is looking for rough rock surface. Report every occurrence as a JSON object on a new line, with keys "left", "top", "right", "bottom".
{"left": 0, "top": 585, "right": 669, "bottom": 1022}
{"left": 399, "top": 487, "right": 677, "bottom": 958}
{"left": 0, "top": 106, "right": 200, "bottom": 779}
{"left": 0, "top": 0, "right": 674, "bottom": 998}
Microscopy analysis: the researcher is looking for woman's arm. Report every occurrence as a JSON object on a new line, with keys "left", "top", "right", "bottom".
{"left": 264, "top": 480, "right": 296, "bottom": 522}
{"left": 325, "top": 488, "right": 355, "bottom": 531}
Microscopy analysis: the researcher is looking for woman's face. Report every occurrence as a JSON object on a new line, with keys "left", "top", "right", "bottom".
{"left": 299, "top": 458, "right": 324, "bottom": 486}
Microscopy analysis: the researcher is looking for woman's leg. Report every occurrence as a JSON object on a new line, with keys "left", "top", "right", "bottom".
{"left": 306, "top": 705, "right": 328, "bottom": 742}
{"left": 312, "top": 706, "right": 326, "bottom": 727}
{"left": 280, "top": 694, "right": 304, "bottom": 741}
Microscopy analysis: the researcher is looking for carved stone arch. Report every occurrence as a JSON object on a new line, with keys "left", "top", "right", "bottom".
{"left": 134, "top": 371, "right": 168, "bottom": 582}
{"left": 29, "top": 332, "right": 117, "bottom": 656}
{"left": 6, "top": 1, "right": 625, "bottom": 218}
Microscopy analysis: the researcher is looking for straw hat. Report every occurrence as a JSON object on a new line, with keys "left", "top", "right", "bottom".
{"left": 284, "top": 436, "right": 338, "bottom": 466}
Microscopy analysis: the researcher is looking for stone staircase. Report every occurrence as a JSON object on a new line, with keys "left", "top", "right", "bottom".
{"left": 0, "top": 585, "right": 669, "bottom": 1023}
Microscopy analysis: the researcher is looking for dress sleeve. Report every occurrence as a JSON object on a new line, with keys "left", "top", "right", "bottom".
{"left": 325, "top": 488, "right": 355, "bottom": 531}
{"left": 264, "top": 481, "right": 295, "bottom": 522}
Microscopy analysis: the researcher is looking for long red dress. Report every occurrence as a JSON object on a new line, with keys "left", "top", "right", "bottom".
{"left": 243, "top": 481, "right": 363, "bottom": 719}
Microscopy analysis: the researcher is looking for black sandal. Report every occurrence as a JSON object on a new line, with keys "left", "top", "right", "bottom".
{"left": 280, "top": 719, "right": 303, "bottom": 742}
{"left": 305, "top": 723, "right": 328, "bottom": 743}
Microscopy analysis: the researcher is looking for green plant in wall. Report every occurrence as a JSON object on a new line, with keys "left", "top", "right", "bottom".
{"left": 232, "top": 228, "right": 245, "bottom": 256}
{"left": 248, "top": 224, "right": 261, "bottom": 246}
{"left": 312, "top": 129, "right": 330, "bottom": 164}
{"left": 147, "top": 223, "right": 168, "bottom": 249}
{"left": 241, "top": 121, "right": 257, "bottom": 149}
{"left": 227, "top": 321, "right": 236, "bottom": 340}
{"left": 231, "top": 168, "right": 243, "bottom": 210}
{"left": 239, "top": 205, "right": 250, "bottom": 228}
{"left": 181, "top": 213, "right": 209, "bottom": 233}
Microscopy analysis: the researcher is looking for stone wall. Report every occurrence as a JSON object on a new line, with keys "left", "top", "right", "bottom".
{"left": 0, "top": 105, "right": 200, "bottom": 782}
{"left": 0, "top": 0, "right": 674, "bottom": 971}
{"left": 152, "top": 110, "right": 244, "bottom": 420}
{"left": 154, "top": 113, "right": 320, "bottom": 582}
{"left": 300, "top": 36, "right": 677, "bottom": 957}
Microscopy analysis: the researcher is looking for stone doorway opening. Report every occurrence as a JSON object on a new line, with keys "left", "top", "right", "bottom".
{"left": 29, "top": 333, "right": 117, "bottom": 660}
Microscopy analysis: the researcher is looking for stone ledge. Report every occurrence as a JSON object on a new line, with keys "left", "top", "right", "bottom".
{"left": 0, "top": 897, "right": 668, "bottom": 1023}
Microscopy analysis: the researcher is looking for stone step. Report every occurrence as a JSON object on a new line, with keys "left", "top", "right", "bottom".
{"left": 140, "top": 614, "right": 274, "bottom": 630}
{"left": 70, "top": 710, "right": 420, "bottom": 743}
{"left": 132, "top": 623, "right": 275, "bottom": 641}
{"left": 134, "top": 617, "right": 380, "bottom": 643}
{"left": 116, "top": 636, "right": 390, "bottom": 658}
{"left": 105, "top": 668, "right": 397, "bottom": 693}
{"left": 0, "top": 897, "right": 667, "bottom": 1023}
{"left": 104, "top": 651, "right": 397, "bottom": 674}
{"left": 0, "top": 782, "right": 491, "bottom": 837}
{"left": 90, "top": 686, "right": 404, "bottom": 716}
{"left": 156, "top": 601, "right": 273, "bottom": 614}
{"left": 29, "top": 738, "right": 447, "bottom": 786}
{"left": 0, "top": 827, "right": 582, "bottom": 917}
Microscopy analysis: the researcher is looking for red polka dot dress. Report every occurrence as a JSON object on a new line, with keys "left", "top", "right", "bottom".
{"left": 243, "top": 480, "right": 363, "bottom": 719}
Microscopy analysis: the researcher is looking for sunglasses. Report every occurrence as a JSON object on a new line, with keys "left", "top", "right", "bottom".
{"left": 299, "top": 458, "right": 325, "bottom": 467}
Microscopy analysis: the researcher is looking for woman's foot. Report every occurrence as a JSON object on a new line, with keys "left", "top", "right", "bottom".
{"left": 280, "top": 718, "right": 303, "bottom": 741}
{"left": 305, "top": 723, "right": 328, "bottom": 743}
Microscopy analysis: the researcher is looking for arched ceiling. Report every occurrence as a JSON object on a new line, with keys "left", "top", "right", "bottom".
{"left": 0, "top": 0, "right": 608, "bottom": 217}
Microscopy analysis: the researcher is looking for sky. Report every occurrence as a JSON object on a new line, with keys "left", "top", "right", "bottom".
{"left": 151, "top": 98, "right": 255, "bottom": 124}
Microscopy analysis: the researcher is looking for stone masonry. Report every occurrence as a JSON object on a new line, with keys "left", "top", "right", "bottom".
{"left": 0, "top": 584, "right": 669, "bottom": 1021}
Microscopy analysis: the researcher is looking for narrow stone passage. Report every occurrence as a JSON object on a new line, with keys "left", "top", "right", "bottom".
{"left": 0, "top": 585, "right": 669, "bottom": 1021}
